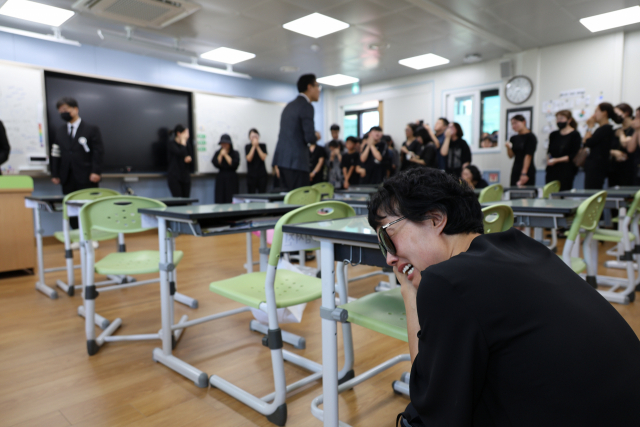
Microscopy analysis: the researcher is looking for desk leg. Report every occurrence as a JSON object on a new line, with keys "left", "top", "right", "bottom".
{"left": 152, "top": 218, "right": 208, "bottom": 388}
{"left": 321, "top": 240, "right": 339, "bottom": 427}
{"left": 34, "top": 207, "right": 57, "bottom": 299}
{"left": 259, "top": 231, "right": 268, "bottom": 272}
{"left": 56, "top": 218, "right": 76, "bottom": 296}
{"left": 245, "top": 232, "right": 254, "bottom": 274}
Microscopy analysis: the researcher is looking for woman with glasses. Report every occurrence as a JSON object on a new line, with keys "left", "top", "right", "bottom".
{"left": 368, "top": 167, "right": 640, "bottom": 427}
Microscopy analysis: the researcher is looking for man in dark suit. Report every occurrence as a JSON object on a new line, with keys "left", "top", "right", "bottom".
{"left": 272, "top": 74, "right": 320, "bottom": 191}
{"left": 50, "top": 97, "right": 104, "bottom": 195}
{"left": 0, "top": 120, "right": 10, "bottom": 174}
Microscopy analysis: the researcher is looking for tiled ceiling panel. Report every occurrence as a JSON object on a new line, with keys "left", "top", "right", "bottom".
{"left": 0, "top": 0, "right": 638, "bottom": 85}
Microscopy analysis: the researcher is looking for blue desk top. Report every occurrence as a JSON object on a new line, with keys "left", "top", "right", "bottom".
{"left": 483, "top": 198, "right": 582, "bottom": 214}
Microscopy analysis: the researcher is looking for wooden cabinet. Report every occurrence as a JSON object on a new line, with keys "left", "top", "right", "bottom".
{"left": 0, "top": 186, "right": 35, "bottom": 273}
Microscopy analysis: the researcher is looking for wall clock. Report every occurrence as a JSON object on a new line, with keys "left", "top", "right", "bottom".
{"left": 505, "top": 75, "right": 533, "bottom": 105}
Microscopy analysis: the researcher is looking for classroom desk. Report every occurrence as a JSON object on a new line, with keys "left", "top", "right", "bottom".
{"left": 232, "top": 193, "right": 286, "bottom": 203}
{"left": 482, "top": 198, "right": 582, "bottom": 229}
{"left": 503, "top": 186, "right": 542, "bottom": 199}
{"left": 24, "top": 195, "right": 197, "bottom": 299}
{"left": 334, "top": 186, "right": 378, "bottom": 196}
{"left": 138, "top": 202, "right": 301, "bottom": 387}
{"left": 329, "top": 195, "right": 369, "bottom": 215}
{"left": 283, "top": 217, "right": 393, "bottom": 427}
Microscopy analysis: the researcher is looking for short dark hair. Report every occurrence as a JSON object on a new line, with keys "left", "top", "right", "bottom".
{"left": 173, "top": 124, "right": 186, "bottom": 135}
{"left": 328, "top": 140, "right": 341, "bottom": 149}
{"left": 56, "top": 97, "right": 78, "bottom": 109}
{"left": 464, "top": 165, "right": 482, "bottom": 183}
{"left": 297, "top": 74, "right": 317, "bottom": 93}
{"left": 437, "top": 117, "right": 450, "bottom": 126}
{"left": 346, "top": 136, "right": 358, "bottom": 144}
{"left": 414, "top": 126, "right": 432, "bottom": 144}
{"left": 367, "top": 168, "right": 484, "bottom": 235}
{"left": 330, "top": 124, "right": 340, "bottom": 131}
{"left": 511, "top": 114, "right": 527, "bottom": 123}
{"left": 452, "top": 122, "right": 464, "bottom": 139}
{"left": 369, "top": 126, "right": 382, "bottom": 132}
{"left": 248, "top": 128, "right": 260, "bottom": 136}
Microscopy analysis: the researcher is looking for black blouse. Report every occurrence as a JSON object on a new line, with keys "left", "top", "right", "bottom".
{"left": 547, "top": 130, "right": 581, "bottom": 161}
{"left": 584, "top": 124, "right": 614, "bottom": 164}
{"left": 212, "top": 148, "right": 240, "bottom": 172}
{"left": 245, "top": 143, "right": 268, "bottom": 177}
{"left": 410, "top": 229, "right": 640, "bottom": 426}
{"left": 167, "top": 139, "right": 191, "bottom": 182}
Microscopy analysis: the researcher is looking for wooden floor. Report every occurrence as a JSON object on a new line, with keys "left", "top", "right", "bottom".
{"left": 1, "top": 232, "right": 639, "bottom": 427}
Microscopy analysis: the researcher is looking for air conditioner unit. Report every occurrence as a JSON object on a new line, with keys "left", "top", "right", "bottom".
{"left": 72, "top": 0, "right": 200, "bottom": 29}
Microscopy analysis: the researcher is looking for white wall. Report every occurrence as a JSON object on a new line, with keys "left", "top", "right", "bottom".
{"left": 326, "top": 30, "right": 640, "bottom": 186}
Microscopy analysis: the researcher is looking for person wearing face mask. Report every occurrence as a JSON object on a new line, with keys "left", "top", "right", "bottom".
{"left": 583, "top": 103, "right": 623, "bottom": 189}
{"left": 546, "top": 110, "right": 581, "bottom": 191}
{"left": 212, "top": 134, "right": 240, "bottom": 203}
{"left": 50, "top": 97, "right": 104, "bottom": 197}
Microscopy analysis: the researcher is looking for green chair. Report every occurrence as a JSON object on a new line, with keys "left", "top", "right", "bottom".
{"left": 54, "top": 188, "right": 120, "bottom": 297}
{"left": 79, "top": 196, "right": 184, "bottom": 355}
{"left": 208, "top": 201, "right": 356, "bottom": 426}
{"left": 312, "top": 182, "right": 334, "bottom": 199}
{"left": 561, "top": 191, "right": 606, "bottom": 278}
{"left": 478, "top": 184, "right": 503, "bottom": 203}
{"left": 582, "top": 190, "right": 640, "bottom": 304}
{"left": 542, "top": 180, "right": 561, "bottom": 199}
{"left": 283, "top": 186, "right": 321, "bottom": 205}
{"left": 482, "top": 204, "right": 514, "bottom": 234}
{"left": 0, "top": 175, "right": 33, "bottom": 189}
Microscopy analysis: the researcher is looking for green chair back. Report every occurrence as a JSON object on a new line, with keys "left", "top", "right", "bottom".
{"left": 0, "top": 176, "right": 33, "bottom": 190}
{"left": 481, "top": 204, "right": 514, "bottom": 234}
{"left": 62, "top": 188, "right": 120, "bottom": 220}
{"left": 542, "top": 181, "right": 561, "bottom": 199}
{"left": 268, "top": 201, "right": 356, "bottom": 267}
{"left": 478, "top": 184, "right": 503, "bottom": 203}
{"left": 79, "top": 196, "right": 166, "bottom": 240}
{"left": 625, "top": 190, "right": 640, "bottom": 218}
{"left": 284, "top": 186, "right": 321, "bottom": 205}
{"left": 312, "top": 182, "right": 334, "bottom": 199}
{"left": 566, "top": 191, "right": 607, "bottom": 241}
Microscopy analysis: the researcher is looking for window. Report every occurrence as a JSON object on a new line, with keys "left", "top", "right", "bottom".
{"left": 444, "top": 86, "right": 500, "bottom": 152}
{"left": 343, "top": 108, "right": 379, "bottom": 138}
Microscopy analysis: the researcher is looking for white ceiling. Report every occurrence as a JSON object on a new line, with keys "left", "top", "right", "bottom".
{"left": 1, "top": 0, "right": 640, "bottom": 85}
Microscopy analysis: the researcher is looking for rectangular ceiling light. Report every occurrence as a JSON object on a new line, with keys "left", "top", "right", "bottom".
{"left": 580, "top": 6, "right": 640, "bottom": 32}
{"left": 399, "top": 53, "right": 450, "bottom": 70}
{"left": 317, "top": 74, "right": 359, "bottom": 87}
{"left": 0, "top": 0, "right": 74, "bottom": 27}
{"left": 283, "top": 13, "right": 349, "bottom": 38}
{"left": 200, "top": 47, "right": 255, "bottom": 65}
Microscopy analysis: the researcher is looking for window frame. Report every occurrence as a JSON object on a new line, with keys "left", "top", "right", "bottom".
{"left": 344, "top": 107, "right": 380, "bottom": 138}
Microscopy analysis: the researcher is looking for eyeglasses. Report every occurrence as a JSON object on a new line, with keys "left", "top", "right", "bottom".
{"left": 377, "top": 216, "right": 406, "bottom": 258}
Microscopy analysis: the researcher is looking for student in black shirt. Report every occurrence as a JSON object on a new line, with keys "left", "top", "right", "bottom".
{"left": 609, "top": 103, "right": 636, "bottom": 187}
{"left": 325, "top": 123, "right": 343, "bottom": 157}
{"left": 368, "top": 167, "right": 640, "bottom": 427}
{"left": 400, "top": 123, "right": 420, "bottom": 171}
{"left": 0, "top": 120, "right": 10, "bottom": 174}
{"left": 406, "top": 126, "right": 437, "bottom": 169}
{"left": 166, "top": 124, "right": 193, "bottom": 197}
{"left": 546, "top": 110, "right": 581, "bottom": 191}
{"left": 360, "top": 126, "right": 386, "bottom": 184}
{"left": 212, "top": 133, "right": 240, "bottom": 203}
{"left": 440, "top": 122, "right": 471, "bottom": 178}
{"left": 461, "top": 164, "right": 488, "bottom": 189}
{"left": 245, "top": 128, "right": 268, "bottom": 193}
{"left": 341, "top": 136, "right": 363, "bottom": 189}
{"left": 583, "top": 103, "right": 623, "bottom": 189}
{"left": 506, "top": 114, "right": 537, "bottom": 186}
{"left": 309, "top": 137, "right": 326, "bottom": 185}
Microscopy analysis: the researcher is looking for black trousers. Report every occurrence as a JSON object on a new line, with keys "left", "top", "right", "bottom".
{"left": 397, "top": 403, "right": 424, "bottom": 427}
{"left": 279, "top": 167, "right": 309, "bottom": 191}
{"left": 584, "top": 168, "right": 607, "bottom": 189}
{"left": 168, "top": 178, "right": 191, "bottom": 198}
{"left": 61, "top": 178, "right": 98, "bottom": 229}
{"left": 247, "top": 175, "right": 268, "bottom": 193}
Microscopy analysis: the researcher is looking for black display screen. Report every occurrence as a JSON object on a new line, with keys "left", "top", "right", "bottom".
{"left": 44, "top": 72, "right": 193, "bottom": 173}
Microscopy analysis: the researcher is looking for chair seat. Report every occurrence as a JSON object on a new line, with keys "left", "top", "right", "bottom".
{"left": 94, "top": 250, "right": 183, "bottom": 275}
{"left": 338, "top": 287, "right": 408, "bottom": 342}
{"left": 54, "top": 229, "right": 118, "bottom": 244}
{"left": 209, "top": 269, "right": 321, "bottom": 309}
{"left": 592, "top": 228, "right": 635, "bottom": 243}
{"left": 558, "top": 254, "right": 587, "bottom": 274}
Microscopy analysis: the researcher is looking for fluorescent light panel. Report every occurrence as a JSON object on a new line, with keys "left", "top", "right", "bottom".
{"left": 200, "top": 47, "right": 255, "bottom": 65}
{"left": 580, "top": 6, "right": 640, "bottom": 32}
{"left": 0, "top": 0, "right": 74, "bottom": 27}
{"left": 283, "top": 13, "right": 349, "bottom": 38}
{"left": 399, "top": 53, "right": 449, "bottom": 70}
{"left": 317, "top": 74, "right": 359, "bottom": 87}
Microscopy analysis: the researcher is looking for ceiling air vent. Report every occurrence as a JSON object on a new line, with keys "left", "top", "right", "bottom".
{"left": 72, "top": 0, "right": 200, "bottom": 29}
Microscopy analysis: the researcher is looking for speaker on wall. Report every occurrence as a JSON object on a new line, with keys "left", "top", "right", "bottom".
{"left": 500, "top": 60, "right": 513, "bottom": 79}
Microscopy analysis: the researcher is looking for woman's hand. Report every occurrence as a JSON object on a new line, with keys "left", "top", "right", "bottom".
{"left": 505, "top": 141, "right": 513, "bottom": 149}
{"left": 394, "top": 266, "right": 419, "bottom": 292}
{"left": 586, "top": 115, "right": 596, "bottom": 128}
{"left": 184, "top": 156, "right": 192, "bottom": 164}
{"left": 517, "top": 174, "right": 529, "bottom": 186}
{"left": 547, "top": 157, "right": 556, "bottom": 166}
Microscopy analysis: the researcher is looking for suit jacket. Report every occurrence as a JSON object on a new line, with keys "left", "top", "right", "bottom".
{"left": 0, "top": 120, "right": 10, "bottom": 174}
{"left": 272, "top": 95, "right": 316, "bottom": 172}
{"left": 50, "top": 120, "right": 104, "bottom": 185}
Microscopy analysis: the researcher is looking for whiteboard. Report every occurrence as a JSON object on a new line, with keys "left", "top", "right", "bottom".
{"left": 194, "top": 92, "right": 285, "bottom": 174}
{"left": 0, "top": 63, "right": 47, "bottom": 174}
